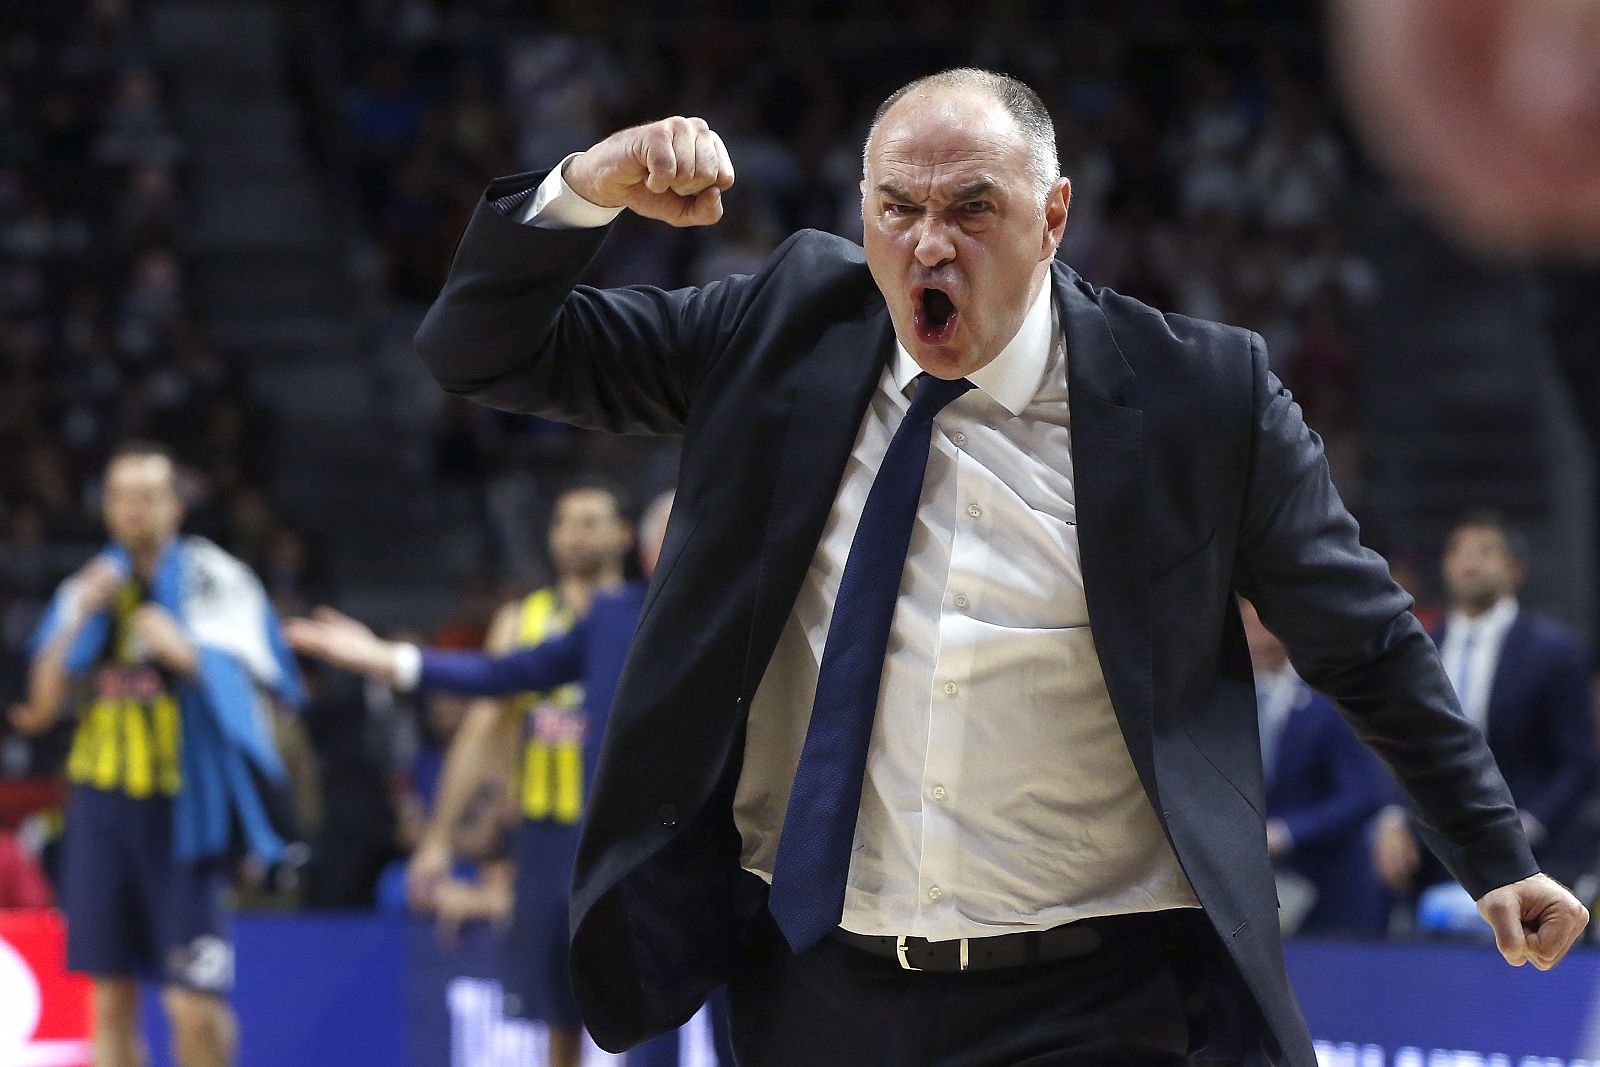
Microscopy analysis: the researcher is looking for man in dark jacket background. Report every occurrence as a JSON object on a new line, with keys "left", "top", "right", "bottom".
{"left": 1374, "top": 511, "right": 1597, "bottom": 903}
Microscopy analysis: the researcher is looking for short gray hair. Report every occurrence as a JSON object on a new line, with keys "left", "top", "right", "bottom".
{"left": 862, "top": 68, "right": 1060, "bottom": 211}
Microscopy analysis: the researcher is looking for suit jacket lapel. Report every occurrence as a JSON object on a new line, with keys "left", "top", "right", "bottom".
{"left": 741, "top": 302, "right": 893, "bottom": 697}
{"left": 1059, "top": 264, "right": 1159, "bottom": 803}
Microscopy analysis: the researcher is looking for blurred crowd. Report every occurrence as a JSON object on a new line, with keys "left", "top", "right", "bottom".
{"left": 0, "top": 2, "right": 318, "bottom": 713}
{"left": 336, "top": 3, "right": 1374, "bottom": 552}
{"left": 2, "top": 1, "right": 1596, "bottom": 954}
{"left": 0, "top": 1, "right": 321, "bottom": 895}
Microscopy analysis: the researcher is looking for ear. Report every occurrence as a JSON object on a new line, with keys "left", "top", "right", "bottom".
{"left": 1040, "top": 177, "right": 1071, "bottom": 262}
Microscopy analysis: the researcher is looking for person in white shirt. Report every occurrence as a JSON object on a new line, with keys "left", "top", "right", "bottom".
{"left": 1374, "top": 511, "right": 1597, "bottom": 902}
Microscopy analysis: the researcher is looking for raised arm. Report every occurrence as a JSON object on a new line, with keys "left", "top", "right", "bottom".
{"left": 13, "top": 558, "right": 122, "bottom": 735}
{"left": 413, "top": 117, "right": 772, "bottom": 435}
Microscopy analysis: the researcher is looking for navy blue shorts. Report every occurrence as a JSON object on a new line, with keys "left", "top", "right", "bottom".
{"left": 501, "top": 819, "right": 581, "bottom": 1028}
{"left": 61, "top": 786, "right": 232, "bottom": 993}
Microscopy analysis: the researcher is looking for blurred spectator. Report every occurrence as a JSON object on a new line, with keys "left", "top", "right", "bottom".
{"left": 0, "top": 2, "right": 318, "bottom": 801}
{"left": 1242, "top": 600, "right": 1391, "bottom": 937}
{"left": 1373, "top": 512, "right": 1598, "bottom": 914}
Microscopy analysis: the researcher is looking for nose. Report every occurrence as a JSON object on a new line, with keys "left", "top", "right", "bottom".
{"left": 913, "top": 216, "right": 955, "bottom": 269}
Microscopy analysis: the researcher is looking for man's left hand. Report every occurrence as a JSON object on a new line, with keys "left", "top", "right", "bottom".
{"left": 132, "top": 604, "right": 198, "bottom": 677}
{"left": 1477, "top": 873, "right": 1589, "bottom": 969}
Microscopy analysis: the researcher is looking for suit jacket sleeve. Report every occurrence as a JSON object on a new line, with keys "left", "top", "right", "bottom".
{"left": 417, "top": 618, "right": 586, "bottom": 697}
{"left": 1232, "top": 332, "right": 1537, "bottom": 898}
{"left": 413, "top": 169, "right": 799, "bottom": 435}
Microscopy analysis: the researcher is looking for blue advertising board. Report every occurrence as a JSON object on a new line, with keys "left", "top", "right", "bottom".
{"left": 128, "top": 917, "right": 1600, "bottom": 1066}
{"left": 1288, "top": 938, "right": 1600, "bottom": 1066}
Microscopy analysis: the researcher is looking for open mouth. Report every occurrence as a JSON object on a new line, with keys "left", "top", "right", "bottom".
{"left": 913, "top": 286, "right": 959, "bottom": 346}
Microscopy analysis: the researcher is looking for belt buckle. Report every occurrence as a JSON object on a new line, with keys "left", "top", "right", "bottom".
{"left": 895, "top": 935, "right": 970, "bottom": 972}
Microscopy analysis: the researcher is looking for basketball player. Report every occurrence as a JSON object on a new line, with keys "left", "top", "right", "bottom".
{"left": 404, "top": 479, "right": 633, "bottom": 1067}
{"left": 12, "top": 441, "right": 301, "bottom": 1067}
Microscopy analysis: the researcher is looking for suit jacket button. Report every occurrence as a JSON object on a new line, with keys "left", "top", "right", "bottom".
{"left": 658, "top": 803, "right": 679, "bottom": 828}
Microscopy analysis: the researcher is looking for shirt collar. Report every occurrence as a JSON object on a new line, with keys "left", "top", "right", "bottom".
{"left": 1447, "top": 596, "right": 1520, "bottom": 638}
{"left": 891, "top": 274, "right": 1056, "bottom": 417}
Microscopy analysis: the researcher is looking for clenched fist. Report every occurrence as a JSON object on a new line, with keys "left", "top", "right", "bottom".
{"left": 564, "top": 116, "right": 735, "bottom": 228}
{"left": 1477, "top": 873, "right": 1589, "bottom": 970}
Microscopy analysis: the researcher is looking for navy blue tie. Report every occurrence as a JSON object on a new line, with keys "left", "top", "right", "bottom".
{"left": 768, "top": 372, "right": 974, "bottom": 952}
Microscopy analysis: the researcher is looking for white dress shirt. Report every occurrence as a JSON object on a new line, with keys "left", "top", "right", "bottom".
{"left": 1439, "top": 597, "right": 1519, "bottom": 732}
{"left": 520, "top": 163, "right": 1198, "bottom": 941}
{"left": 1254, "top": 663, "right": 1304, "bottom": 788}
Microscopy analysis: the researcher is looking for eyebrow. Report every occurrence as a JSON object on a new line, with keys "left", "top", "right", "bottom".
{"left": 874, "top": 178, "right": 999, "bottom": 203}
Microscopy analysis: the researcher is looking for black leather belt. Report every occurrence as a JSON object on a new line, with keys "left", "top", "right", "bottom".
{"left": 829, "top": 916, "right": 1114, "bottom": 973}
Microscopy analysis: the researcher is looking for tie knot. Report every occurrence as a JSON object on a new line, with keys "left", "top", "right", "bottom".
{"left": 907, "top": 373, "right": 974, "bottom": 422}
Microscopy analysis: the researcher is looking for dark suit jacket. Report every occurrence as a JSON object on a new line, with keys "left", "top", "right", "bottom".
{"left": 1431, "top": 610, "right": 1597, "bottom": 880}
{"left": 414, "top": 169, "right": 1538, "bottom": 1065}
{"left": 1265, "top": 680, "right": 1390, "bottom": 934}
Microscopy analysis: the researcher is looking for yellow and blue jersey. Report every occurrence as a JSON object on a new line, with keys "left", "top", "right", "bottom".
{"left": 66, "top": 580, "right": 182, "bottom": 799}
{"left": 511, "top": 588, "right": 586, "bottom": 824}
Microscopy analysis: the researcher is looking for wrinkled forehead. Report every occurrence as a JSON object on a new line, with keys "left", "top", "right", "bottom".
{"left": 868, "top": 90, "right": 1030, "bottom": 199}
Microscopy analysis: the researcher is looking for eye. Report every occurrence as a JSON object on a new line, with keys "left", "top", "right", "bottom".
{"left": 962, "top": 200, "right": 995, "bottom": 215}
{"left": 884, "top": 202, "right": 920, "bottom": 216}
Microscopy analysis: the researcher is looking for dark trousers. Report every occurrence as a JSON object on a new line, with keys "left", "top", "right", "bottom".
{"left": 727, "top": 909, "right": 1233, "bottom": 1067}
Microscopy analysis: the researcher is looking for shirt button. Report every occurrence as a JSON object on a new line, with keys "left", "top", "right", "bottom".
{"left": 932, "top": 785, "right": 947, "bottom": 801}
{"left": 951, "top": 431, "right": 966, "bottom": 446}
{"left": 966, "top": 504, "right": 982, "bottom": 519}
{"left": 658, "top": 803, "right": 679, "bottom": 828}
{"left": 943, "top": 681, "right": 958, "bottom": 696}
{"left": 928, "top": 886, "right": 943, "bottom": 901}
{"left": 952, "top": 593, "right": 968, "bottom": 609}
